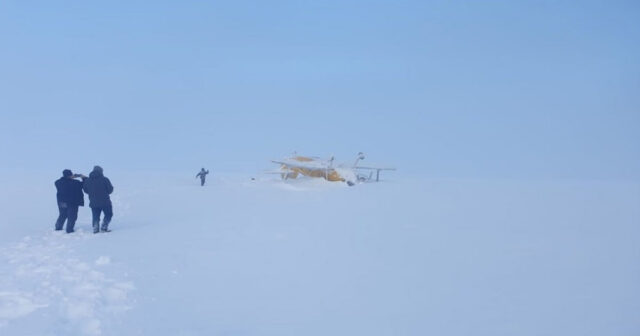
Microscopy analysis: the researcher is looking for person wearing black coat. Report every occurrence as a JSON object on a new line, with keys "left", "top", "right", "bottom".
{"left": 196, "top": 168, "right": 209, "bottom": 186}
{"left": 83, "top": 165, "right": 114, "bottom": 233}
{"left": 54, "top": 169, "right": 87, "bottom": 233}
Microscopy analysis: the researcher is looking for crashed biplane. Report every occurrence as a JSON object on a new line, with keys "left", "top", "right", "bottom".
{"left": 270, "top": 152, "right": 395, "bottom": 186}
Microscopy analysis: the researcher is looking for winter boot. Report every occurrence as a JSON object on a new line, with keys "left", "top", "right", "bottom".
{"left": 101, "top": 223, "right": 111, "bottom": 232}
{"left": 93, "top": 221, "right": 100, "bottom": 234}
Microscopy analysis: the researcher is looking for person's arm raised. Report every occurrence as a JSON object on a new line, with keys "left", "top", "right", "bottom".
{"left": 106, "top": 178, "right": 114, "bottom": 194}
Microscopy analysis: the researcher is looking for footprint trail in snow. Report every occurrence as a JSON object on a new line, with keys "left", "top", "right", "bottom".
{"left": 0, "top": 230, "right": 134, "bottom": 335}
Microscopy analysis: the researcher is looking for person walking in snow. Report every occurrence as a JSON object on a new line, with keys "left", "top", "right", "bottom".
{"left": 83, "top": 165, "right": 114, "bottom": 233}
{"left": 54, "top": 169, "right": 87, "bottom": 233}
{"left": 196, "top": 168, "right": 209, "bottom": 186}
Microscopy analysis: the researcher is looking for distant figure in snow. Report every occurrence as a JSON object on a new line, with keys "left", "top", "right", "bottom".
{"left": 196, "top": 168, "right": 209, "bottom": 186}
{"left": 83, "top": 166, "right": 114, "bottom": 233}
{"left": 54, "top": 169, "right": 87, "bottom": 233}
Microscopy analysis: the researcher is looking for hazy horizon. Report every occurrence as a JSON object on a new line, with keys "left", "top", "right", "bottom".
{"left": 1, "top": 1, "right": 638, "bottom": 180}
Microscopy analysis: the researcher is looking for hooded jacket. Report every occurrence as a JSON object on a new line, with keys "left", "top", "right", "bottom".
{"left": 55, "top": 176, "right": 85, "bottom": 207}
{"left": 196, "top": 169, "right": 209, "bottom": 179}
{"left": 83, "top": 166, "right": 114, "bottom": 208}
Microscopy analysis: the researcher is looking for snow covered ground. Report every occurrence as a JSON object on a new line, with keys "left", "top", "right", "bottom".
{"left": 1, "top": 172, "right": 639, "bottom": 335}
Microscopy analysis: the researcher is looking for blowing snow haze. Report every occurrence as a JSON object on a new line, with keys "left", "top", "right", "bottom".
{"left": 0, "top": 1, "right": 638, "bottom": 179}
{"left": 0, "top": 1, "right": 639, "bottom": 335}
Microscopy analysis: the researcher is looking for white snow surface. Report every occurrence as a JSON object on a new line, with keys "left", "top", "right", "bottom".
{"left": 0, "top": 172, "right": 639, "bottom": 335}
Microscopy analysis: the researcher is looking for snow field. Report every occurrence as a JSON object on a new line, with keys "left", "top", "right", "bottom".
{"left": 0, "top": 230, "right": 134, "bottom": 335}
{"left": 0, "top": 173, "right": 639, "bottom": 335}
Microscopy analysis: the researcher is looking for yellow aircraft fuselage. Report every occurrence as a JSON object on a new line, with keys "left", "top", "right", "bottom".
{"left": 280, "top": 156, "right": 345, "bottom": 182}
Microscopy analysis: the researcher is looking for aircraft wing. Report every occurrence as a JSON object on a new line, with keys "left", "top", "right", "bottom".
{"left": 354, "top": 166, "right": 396, "bottom": 171}
{"left": 271, "top": 160, "right": 301, "bottom": 168}
{"left": 272, "top": 160, "right": 327, "bottom": 171}
{"left": 352, "top": 165, "right": 396, "bottom": 182}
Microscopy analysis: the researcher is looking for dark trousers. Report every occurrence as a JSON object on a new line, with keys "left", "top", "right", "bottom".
{"left": 200, "top": 177, "right": 206, "bottom": 186}
{"left": 91, "top": 205, "right": 113, "bottom": 232}
{"left": 55, "top": 204, "right": 79, "bottom": 233}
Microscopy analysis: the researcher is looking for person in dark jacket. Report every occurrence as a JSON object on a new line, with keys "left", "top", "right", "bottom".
{"left": 83, "top": 165, "right": 114, "bottom": 233}
{"left": 54, "top": 169, "right": 87, "bottom": 233}
{"left": 196, "top": 168, "right": 209, "bottom": 186}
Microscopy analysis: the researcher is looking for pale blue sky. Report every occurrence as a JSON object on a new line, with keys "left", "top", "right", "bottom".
{"left": 0, "top": 0, "right": 638, "bottom": 179}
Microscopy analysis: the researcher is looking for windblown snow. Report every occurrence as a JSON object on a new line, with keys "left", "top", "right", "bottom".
{"left": 0, "top": 173, "right": 638, "bottom": 335}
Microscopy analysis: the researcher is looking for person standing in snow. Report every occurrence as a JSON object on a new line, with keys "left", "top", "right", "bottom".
{"left": 54, "top": 169, "right": 87, "bottom": 233}
{"left": 83, "top": 165, "right": 114, "bottom": 233}
{"left": 196, "top": 168, "right": 209, "bottom": 186}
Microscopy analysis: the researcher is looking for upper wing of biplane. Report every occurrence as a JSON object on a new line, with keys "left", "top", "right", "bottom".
{"left": 272, "top": 160, "right": 328, "bottom": 170}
